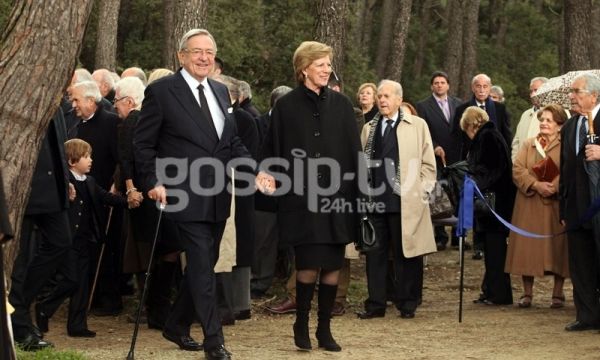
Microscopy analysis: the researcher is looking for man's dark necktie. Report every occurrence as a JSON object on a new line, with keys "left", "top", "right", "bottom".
{"left": 479, "top": 104, "right": 485, "bottom": 110}
{"left": 197, "top": 84, "right": 218, "bottom": 138}
{"left": 578, "top": 116, "right": 588, "bottom": 154}
{"left": 383, "top": 119, "right": 394, "bottom": 141}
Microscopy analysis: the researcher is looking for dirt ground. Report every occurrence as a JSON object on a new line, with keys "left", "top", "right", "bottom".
{"left": 44, "top": 246, "right": 600, "bottom": 360}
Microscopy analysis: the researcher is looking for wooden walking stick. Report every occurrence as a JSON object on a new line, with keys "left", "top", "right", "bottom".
{"left": 87, "top": 206, "right": 113, "bottom": 312}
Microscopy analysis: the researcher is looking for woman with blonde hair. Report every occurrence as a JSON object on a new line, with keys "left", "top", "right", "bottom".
{"left": 357, "top": 82, "right": 378, "bottom": 122}
{"left": 259, "top": 41, "right": 361, "bottom": 352}
{"left": 461, "top": 106, "right": 515, "bottom": 305}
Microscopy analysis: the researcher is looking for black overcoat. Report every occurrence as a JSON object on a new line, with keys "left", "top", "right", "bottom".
{"left": 261, "top": 85, "right": 361, "bottom": 246}
{"left": 467, "top": 121, "right": 515, "bottom": 235}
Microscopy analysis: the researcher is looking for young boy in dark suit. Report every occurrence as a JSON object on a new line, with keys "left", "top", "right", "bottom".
{"left": 36, "top": 139, "right": 140, "bottom": 337}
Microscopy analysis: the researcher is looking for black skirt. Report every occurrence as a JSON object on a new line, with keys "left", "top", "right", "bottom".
{"left": 294, "top": 243, "right": 345, "bottom": 271}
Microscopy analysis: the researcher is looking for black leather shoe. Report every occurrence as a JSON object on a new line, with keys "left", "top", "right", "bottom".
{"left": 472, "top": 250, "right": 484, "bottom": 260}
{"left": 16, "top": 333, "right": 53, "bottom": 351}
{"left": 565, "top": 320, "right": 600, "bottom": 331}
{"left": 68, "top": 329, "right": 96, "bottom": 338}
{"left": 162, "top": 331, "right": 203, "bottom": 351}
{"left": 400, "top": 311, "right": 415, "bottom": 319}
{"left": 205, "top": 344, "right": 232, "bottom": 359}
{"left": 234, "top": 309, "right": 251, "bottom": 320}
{"left": 356, "top": 309, "right": 385, "bottom": 319}
{"left": 436, "top": 242, "right": 446, "bottom": 251}
{"left": 35, "top": 305, "right": 49, "bottom": 333}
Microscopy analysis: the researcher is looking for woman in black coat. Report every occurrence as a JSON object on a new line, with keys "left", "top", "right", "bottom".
{"left": 461, "top": 106, "right": 515, "bottom": 305}
{"left": 258, "top": 41, "right": 361, "bottom": 352}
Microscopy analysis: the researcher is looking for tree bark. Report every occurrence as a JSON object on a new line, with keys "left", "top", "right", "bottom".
{"left": 95, "top": 0, "right": 121, "bottom": 70}
{"left": 375, "top": 0, "right": 396, "bottom": 78}
{"left": 444, "top": 0, "right": 464, "bottom": 96}
{"left": 355, "top": 0, "right": 377, "bottom": 50}
{"left": 413, "top": 0, "right": 433, "bottom": 78}
{"left": 386, "top": 0, "right": 413, "bottom": 82}
{"left": 459, "top": 0, "right": 480, "bottom": 99}
{"left": 563, "top": 0, "right": 593, "bottom": 71}
{"left": 164, "top": 0, "right": 209, "bottom": 71}
{"left": 314, "top": 0, "right": 348, "bottom": 77}
{"left": 591, "top": 1, "right": 600, "bottom": 69}
{"left": 0, "top": 0, "right": 94, "bottom": 276}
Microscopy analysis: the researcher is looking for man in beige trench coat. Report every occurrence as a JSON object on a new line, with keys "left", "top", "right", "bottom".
{"left": 357, "top": 79, "right": 437, "bottom": 319}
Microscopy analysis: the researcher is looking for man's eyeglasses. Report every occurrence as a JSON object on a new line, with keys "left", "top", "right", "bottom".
{"left": 568, "top": 88, "right": 591, "bottom": 95}
{"left": 183, "top": 48, "right": 216, "bottom": 57}
{"left": 113, "top": 96, "right": 129, "bottom": 104}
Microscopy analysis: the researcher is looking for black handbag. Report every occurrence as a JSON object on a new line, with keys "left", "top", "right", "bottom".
{"left": 429, "top": 181, "right": 454, "bottom": 220}
{"left": 356, "top": 213, "right": 378, "bottom": 252}
{"left": 474, "top": 191, "right": 496, "bottom": 217}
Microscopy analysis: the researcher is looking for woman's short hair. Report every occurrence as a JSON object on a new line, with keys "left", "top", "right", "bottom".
{"left": 401, "top": 102, "right": 417, "bottom": 116}
{"left": 537, "top": 104, "right": 567, "bottom": 125}
{"left": 148, "top": 68, "right": 174, "bottom": 84}
{"left": 115, "top": 77, "right": 146, "bottom": 110}
{"left": 460, "top": 106, "right": 489, "bottom": 132}
{"left": 356, "top": 82, "right": 377, "bottom": 103}
{"left": 293, "top": 41, "right": 333, "bottom": 85}
{"left": 64, "top": 139, "right": 92, "bottom": 164}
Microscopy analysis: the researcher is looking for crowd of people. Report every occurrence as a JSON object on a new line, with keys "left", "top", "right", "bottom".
{"left": 2, "top": 26, "right": 600, "bottom": 360}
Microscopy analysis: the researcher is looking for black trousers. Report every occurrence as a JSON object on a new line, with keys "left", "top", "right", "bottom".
{"left": 479, "top": 231, "right": 512, "bottom": 304}
{"left": 92, "top": 206, "right": 123, "bottom": 311}
{"left": 567, "top": 228, "right": 600, "bottom": 325}
{"left": 365, "top": 213, "right": 423, "bottom": 313}
{"left": 38, "top": 237, "right": 92, "bottom": 332}
{"left": 9, "top": 211, "right": 71, "bottom": 339}
{"left": 165, "top": 221, "right": 225, "bottom": 350}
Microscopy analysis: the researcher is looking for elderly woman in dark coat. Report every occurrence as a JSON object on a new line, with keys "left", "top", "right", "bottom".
{"left": 257, "top": 41, "right": 361, "bottom": 352}
{"left": 461, "top": 106, "right": 515, "bottom": 305}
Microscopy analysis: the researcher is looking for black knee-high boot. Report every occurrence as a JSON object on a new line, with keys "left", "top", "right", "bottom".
{"left": 294, "top": 281, "right": 315, "bottom": 350}
{"left": 316, "top": 283, "right": 341, "bottom": 352}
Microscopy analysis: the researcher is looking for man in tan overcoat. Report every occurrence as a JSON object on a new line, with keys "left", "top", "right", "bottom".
{"left": 357, "top": 79, "right": 437, "bottom": 319}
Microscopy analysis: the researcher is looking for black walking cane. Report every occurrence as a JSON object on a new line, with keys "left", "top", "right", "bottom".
{"left": 126, "top": 203, "right": 165, "bottom": 360}
{"left": 87, "top": 206, "right": 114, "bottom": 312}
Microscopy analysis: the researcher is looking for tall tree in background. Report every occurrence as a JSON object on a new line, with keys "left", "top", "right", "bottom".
{"left": 164, "top": 0, "right": 208, "bottom": 70}
{"left": 413, "top": 0, "right": 433, "bottom": 78}
{"left": 0, "top": 0, "right": 94, "bottom": 274}
{"left": 95, "top": 0, "right": 121, "bottom": 69}
{"left": 314, "top": 0, "right": 348, "bottom": 77}
{"left": 592, "top": 1, "right": 600, "bottom": 69}
{"left": 354, "top": 0, "right": 377, "bottom": 50}
{"left": 458, "top": 0, "right": 480, "bottom": 99}
{"left": 562, "top": 0, "right": 592, "bottom": 72}
{"left": 444, "top": 0, "right": 465, "bottom": 96}
{"left": 386, "top": 0, "right": 412, "bottom": 82}
{"left": 375, "top": 0, "right": 396, "bottom": 78}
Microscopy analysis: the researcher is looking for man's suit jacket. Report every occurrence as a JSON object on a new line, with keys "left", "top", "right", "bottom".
{"left": 416, "top": 95, "right": 462, "bottom": 165}
{"left": 451, "top": 97, "right": 512, "bottom": 160}
{"left": 559, "top": 112, "right": 600, "bottom": 227}
{"left": 134, "top": 71, "right": 250, "bottom": 223}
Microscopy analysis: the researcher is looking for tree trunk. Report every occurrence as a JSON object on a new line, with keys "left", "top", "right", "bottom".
{"left": 163, "top": 0, "right": 175, "bottom": 68}
{"left": 386, "top": 0, "right": 413, "bottom": 82}
{"left": 314, "top": 0, "right": 348, "bottom": 77}
{"left": 0, "top": 0, "right": 94, "bottom": 277}
{"left": 164, "top": 0, "right": 209, "bottom": 71}
{"left": 591, "top": 1, "right": 600, "bottom": 69}
{"left": 413, "top": 0, "right": 433, "bottom": 78}
{"left": 355, "top": 0, "right": 377, "bottom": 50}
{"left": 375, "top": 0, "right": 396, "bottom": 78}
{"left": 459, "top": 0, "right": 480, "bottom": 99}
{"left": 494, "top": 0, "right": 508, "bottom": 46}
{"left": 95, "top": 0, "right": 121, "bottom": 70}
{"left": 563, "top": 0, "right": 592, "bottom": 71}
{"left": 444, "top": 0, "right": 464, "bottom": 97}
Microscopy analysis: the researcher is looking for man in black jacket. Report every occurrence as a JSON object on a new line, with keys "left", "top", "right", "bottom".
{"left": 9, "top": 109, "right": 73, "bottom": 350}
{"left": 559, "top": 73, "right": 600, "bottom": 331}
{"left": 135, "top": 28, "right": 249, "bottom": 360}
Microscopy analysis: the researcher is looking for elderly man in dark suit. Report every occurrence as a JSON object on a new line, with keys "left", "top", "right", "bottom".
{"left": 452, "top": 73, "right": 512, "bottom": 160}
{"left": 135, "top": 28, "right": 249, "bottom": 360}
{"left": 559, "top": 73, "right": 600, "bottom": 332}
{"left": 416, "top": 71, "right": 462, "bottom": 251}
